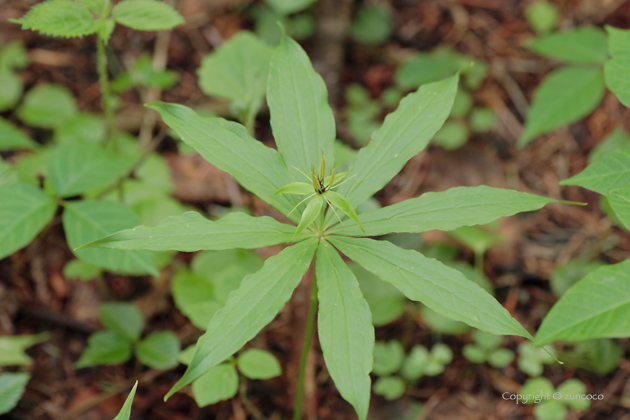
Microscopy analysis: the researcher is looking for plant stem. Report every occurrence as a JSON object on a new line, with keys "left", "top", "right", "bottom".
{"left": 293, "top": 265, "right": 318, "bottom": 420}
{"left": 96, "top": 35, "right": 117, "bottom": 153}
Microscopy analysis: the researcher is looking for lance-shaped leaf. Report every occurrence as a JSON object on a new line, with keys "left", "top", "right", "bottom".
{"left": 330, "top": 236, "right": 532, "bottom": 338}
{"left": 518, "top": 67, "right": 604, "bottom": 147}
{"left": 275, "top": 182, "right": 314, "bottom": 196}
{"left": 335, "top": 74, "right": 458, "bottom": 209}
{"left": 0, "top": 182, "right": 56, "bottom": 259}
{"left": 147, "top": 102, "right": 299, "bottom": 221}
{"left": 560, "top": 149, "right": 630, "bottom": 195}
{"left": 526, "top": 27, "right": 608, "bottom": 64}
{"left": 268, "top": 34, "right": 336, "bottom": 174}
{"left": 10, "top": 0, "right": 97, "bottom": 38}
{"left": 316, "top": 242, "right": 373, "bottom": 420}
{"left": 329, "top": 186, "right": 556, "bottom": 236}
{"left": 604, "top": 26, "right": 630, "bottom": 107}
{"left": 608, "top": 186, "right": 630, "bottom": 229}
{"left": 165, "top": 239, "right": 317, "bottom": 399}
{"left": 113, "top": 381, "right": 138, "bottom": 420}
{"left": 325, "top": 191, "right": 363, "bottom": 232}
{"left": 78, "top": 211, "right": 307, "bottom": 251}
{"left": 112, "top": 0, "right": 184, "bottom": 31}
{"left": 294, "top": 195, "right": 323, "bottom": 237}
{"left": 535, "top": 260, "right": 630, "bottom": 345}
{"left": 63, "top": 200, "right": 158, "bottom": 275}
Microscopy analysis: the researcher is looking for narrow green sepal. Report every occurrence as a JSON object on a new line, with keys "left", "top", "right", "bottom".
{"left": 325, "top": 191, "right": 364, "bottom": 232}
{"left": 275, "top": 182, "right": 314, "bottom": 195}
{"left": 292, "top": 194, "right": 324, "bottom": 239}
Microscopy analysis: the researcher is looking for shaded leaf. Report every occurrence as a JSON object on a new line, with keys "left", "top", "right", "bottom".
{"left": 100, "top": 303, "right": 144, "bottom": 342}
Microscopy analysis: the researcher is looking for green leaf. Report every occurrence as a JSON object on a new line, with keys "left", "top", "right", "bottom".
{"left": 401, "top": 345, "right": 430, "bottom": 380}
{"left": 0, "top": 118, "right": 37, "bottom": 151}
{"left": 487, "top": 348, "right": 514, "bottom": 368}
{"left": 550, "top": 260, "right": 604, "bottom": 297}
{"left": 560, "top": 149, "right": 630, "bottom": 195}
{"left": 268, "top": 34, "right": 336, "bottom": 175}
{"left": 63, "top": 200, "right": 158, "bottom": 275}
{"left": 395, "top": 49, "right": 467, "bottom": 89}
{"left": 172, "top": 269, "right": 221, "bottom": 329}
{"left": 535, "top": 259, "right": 630, "bottom": 345}
{"left": 556, "top": 379, "right": 590, "bottom": 411}
{"left": 136, "top": 331, "right": 180, "bottom": 369}
{"left": 237, "top": 349, "right": 281, "bottom": 379}
{"left": 165, "top": 239, "right": 317, "bottom": 399}
{"left": 590, "top": 127, "right": 630, "bottom": 163}
{"left": 198, "top": 31, "right": 272, "bottom": 114}
{"left": 462, "top": 344, "right": 486, "bottom": 364}
{"left": 0, "top": 373, "right": 30, "bottom": 415}
{"left": 448, "top": 225, "right": 503, "bottom": 255}
{"left": 518, "top": 67, "right": 604, "bottom": 147}
{"left": 47, "top": 142, "right": 129, "bottom": 197}
{"left": 10, "top": 0, "right": 97, "bottom": 38}
{"left": 100, "top": 303, "right": 144, "bottom": 342}
{"left": 525, "top": 1, "right": 558, "bottom": 34}
{"left": 325, "top": 191, "right": 362, "bottom": 231}
{"left": 526, "top": 27, "right": 608, "bottom": 64}
{"left": 0, "top": 333, "right": 50, "bottom": 366}
{"left": 0, "top": 158, "right": 18, "bottom": 189}
{"left": 372, "top": 340, "right": 404, "bottom": 376}
{"left": 113, "top": 381, "right": 138, "bottom": 420}
{"left": 191, "top": 363, "right": 239, "bottom": 406}
{"left": 0, "top": 68, "right": 23, "bottom": 112}
{"left": 335, "top": 74, "right": 458, "bottom": 209}
{"left": 329, "top": 186, "right": 555, "bottom": 237}
{"left": 265, "top": 0, "right": 315, "bottom": 15}
{"left": 330, "top": 236, "right": 532, "bottom": 338}
{"left": 316, "top": 242, "right": 373, "bottom": 420}
{"left": 147, "top": 102, "right": 299, "bottom": 221}
{"left": 63, "top": 259, "right": 102, "bottom": 281}
{"left": 79, "top": 0, "right": 110, "bottom": 16}
{"left": 469, "top": 107, "right": 497, "bottom": 132}
{"left": 294, "top": 194, "right": 323, "bottom": 237}
{"left": 372, "top": 376, "right": 405, "bottom": 400}
{"left": 353, "top": 262, "right": 405, "bottom": 326}
{"left": 432, "top": 120, "right": 469, "bottom": 150}
{"left": 17, "top": 84, "right": 78, "bottom": 129}
{"left": 534, "top": 401, "right": 567, "bottom": 420}
{"left": 604, "top": 26, "right": 630, "bottom": 107}
{"left": 79, "top": 211, "right": 304, "bottom": 252}
{"left": 0, "top": 42, "right": 30, "bottom": 71}
{"left": 275, "top": 182, "right": 314, "bottom": 195}
{"left": 54, "top": 113, "right": 106, "bottom": 144}
{"left": 0, "top": 182, "right": 56, "bottom": 260}
{"left": 608, "top": 186, "right": 630, "bottom": 229}
{"left": 350, "top": 4, "right": 393, "bottom": 45}
{"left": 75, "top": 330, "right": 133, "bottom": 368}
{"left": 112, "top": 0, "right": 184, "bottom": 31}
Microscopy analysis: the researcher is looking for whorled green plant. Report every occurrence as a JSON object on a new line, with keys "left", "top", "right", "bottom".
{"left": 79, "top": 33, "right": 564, "bottom": 419}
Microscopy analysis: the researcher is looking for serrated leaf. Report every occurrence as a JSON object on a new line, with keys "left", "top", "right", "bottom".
{"left": 191, "top": 364, "right": 238, "bottom": 406}
{"left": 535, "top": 259, "right": 630, "bottom": 345}
{"left": 0, "top": 182, "right": 56, "bottom": 260}
{"left": 0, "top": 117, "right": 37, "bottom": 151}
{"left": 268, "top": 34, "right": 336, "bottom": 175}
{"left": 527, "top": 27, "right": 608, "bottom": 64}
{"left": 335, "top": 74, "right": 458, "bottom": 210}
{"left": 608, "top": 186, "right": 630, "bottom": 229}
{"left": 136, "top": 331, "right": 180, "bottom": 369}
{"left": 0, "top": 373, "right": 30, "bottom": 415}
{"left": 75, "top": 330, "right": 133, "bottom": 368}
{"left": 17, "top": 84, "right": 78, "bottom": 129}
{"left": 11, "top": 0, "right": 97, "bottom": 38}
{"left": 113, "top": 381, "right": 137, "bottom": 420}
{"left": 237, "top": 349, "right": 281, "bottom": 379}
{"left": 165, "top": 239, "right": 317, "bottom": 400}
{"left": 112, "top": 0, "right": 184, "bottom": 31}
{"left": 560, "top": 149, "right": 630, "bottom": 195}
{"left": 329, "top": 186, "right": 555, "bottom": 236}
{"left": 0, "top": 333, "right": 50, "bottom": 366}
{"left": 79, "top": 211, "right": 305, "bottom": 251}
{"left": 518, "top": 67, "right": 604, "bottom": 147}
{"left": 147, "top": 102, "right": 299, "bottom": 221}
{"left": 316, "top": 243, "right": 373, "bottom": 420}
{"left": 63, "top": 200, "right": 159, "bottom": 275}
{"left": 604, "top": 26, "right": 630, "bottom": 107}
{"left": 100, "top": 303, "right": 144, "bottom": 342}
{"left": 198, "top": 31, "right": 271, "bottom": 118}
{"left": 330, "top": 236, "right": 532, "bottom": 338}
{"left": 47, "top": 142, "right": 129, "bottom": 197}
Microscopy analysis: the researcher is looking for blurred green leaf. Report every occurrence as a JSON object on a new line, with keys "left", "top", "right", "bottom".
{"left": 604, "top": 26, "right": 630, "bottom": 107}
{"left": 0, "top": 118, "right": 37, "bottom": 151}
{"left": 469, "top": 107, "right": 496, "bottom": 132}
{"left": 401, "top": 345, "right": 429, "bottom": 381}
{"left": 237, "top": 349, "right": 281, "bottom": 379}
{"left": 75, "top": 330, "right": 133, "bottom": 368}
{"left": 373, "top": 341, "right": 404, "bottom": 376}
{"left": 0, "top": 333, "right": 50, "bottom": 366}
{"left": 54, "top": 113, "right": 105, "bottom": 144}
{"left": 525, "top": 1, "right": 559, "bottom": 34}
{"left": 0, "top": 373, "right": 30, "bottom": 415}
{"left": 432, "top": 120, "right": 469, "bottom": 150}
{"left": 191, "top": 363, "right": 239, "bottom": 406}
{"left": 17, "top": 84, "right": 78, "bottom": 129}
{"left": 560, "top": 149, "right": 630, "bottom": 195}
{"left": 351, "top": 4, "right": 393, "bottom": 45}
{"left": 373, "top": 376, "right": 405, "bottom": 400}
{"left": 550, "top": 260, "right": 604, "bottom": 297}
{"left": 0, "top": 68, "right": 23, "bottom": 112}
{"left": 112, "top": 0, "right": 184, "bottom": 31}
{"left": 527, "top": 27, "right": 608, "bottom": 64}
{"left": 100, "top": 302, "right": 144, "bottom": 342}
{"left": 136, "top": 331, "right": 180, "bottom": 369}
{"left": 450, "top": 88, "right": 472, "bottom": 118}
{"left": 589, "top": 127, "right": 630, "bottom": 163}
{"left": 63, "top": 259, "right": 102, "bottom": 281}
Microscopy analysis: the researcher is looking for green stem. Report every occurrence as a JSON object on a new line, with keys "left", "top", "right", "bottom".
{"left": 97, "top": 35, "right": 117, "bottom": 153}
{"left": 293, "top": 265, "right": 318, "bottom": 420}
